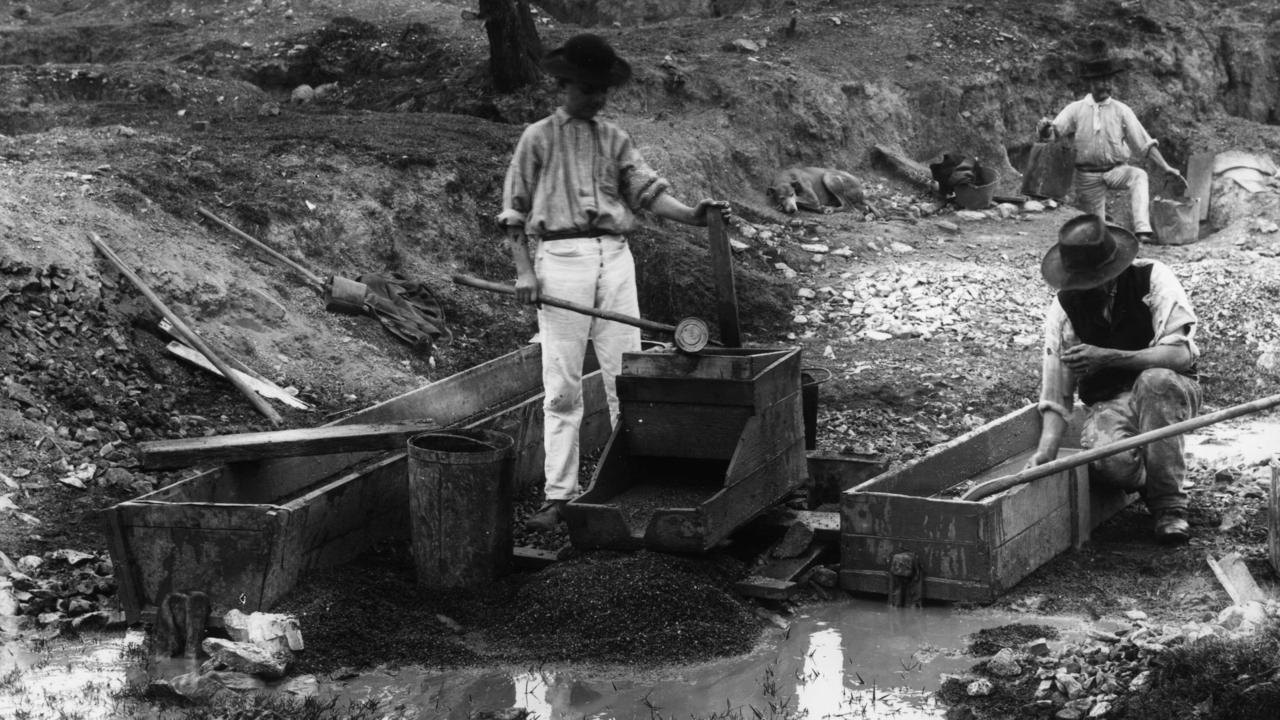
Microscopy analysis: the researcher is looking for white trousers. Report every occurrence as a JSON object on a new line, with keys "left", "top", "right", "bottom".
{"left": 1074, "top": 165, "right": 1152, "bottom": 233}
{"left": 535, "top": 236, "right": 641, "bottom": 500}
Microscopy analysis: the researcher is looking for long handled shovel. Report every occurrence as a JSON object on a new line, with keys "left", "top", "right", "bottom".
{"left": 961, "top": 391, "right": 1280, "bottom": 502}
{"left": 452, "top": 273, "right": 714, "bottom": 353}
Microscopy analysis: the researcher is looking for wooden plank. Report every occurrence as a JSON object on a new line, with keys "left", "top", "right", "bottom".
{"left": 843, "top": 493, "right": 990, "bottom": 545}
{"left": 727, "top": 393, "right": 804, "bottom": 483}
{"left": 615, "top": 376, "right": 756, "bottom": 406}
{"left": 839, "top": 534, "right": 995, "bottom": 603}
{"left": 1185, "top": 151, "right": 1215, "bottom": 221}
{"left": 137, "top": 421, "right": 439, "bottom": 469}
{"left": 734, "top": 576, "right": 798, "bottom": 600}
{"left": 165, "top": 341, "right": 312, "bottom": 411}
{"left": 621, "top": 351, "right": 755, "bottom": 381}
{"left": 1208, "top": 552, "right": 1269, "bottom": 605}
{"left": 749, "top": 508, "right": 841, "bottom": 540}
{"left": 99, "top": 507, "right": 144, "bottom": 624}
{"left": 512, "top": 546, "right": 565, "bottom": 570}
{"left": 622, "top": 403, "right": 752, "bottom": 459}
{"left": 757, "top": 543, "right": 826, "bottom": 582}
{"left": 1271, "top": 463, "right": 1280, "bottom": 577}
{"left": 850, "top": 405, "right": 1042, "bottom": 497}
{"left": 991, "top": 502, "right": 1073, "bottom": 593}
{"left": 806, "top": 453, "right": 887, "bottom": 507}
{"left": 707, "top": 212, "right": 742, "bottom": 347}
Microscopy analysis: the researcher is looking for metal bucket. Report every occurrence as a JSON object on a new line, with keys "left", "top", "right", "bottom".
{"left": 954, "top": 166, "right": 999, "bottom": 210}
{"left": 407, "top": 429, "right": 514, "bottom": 589}
{"left": 1150, "top": 197, "right": 1201, "bottom": 245}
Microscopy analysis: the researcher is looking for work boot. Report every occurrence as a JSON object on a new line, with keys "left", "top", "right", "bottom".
{"left": 525, "top": 500, "right": 566, "bottom": 532}
{"left": 1153, "top": 508, "right": 1190, "bottom": 545}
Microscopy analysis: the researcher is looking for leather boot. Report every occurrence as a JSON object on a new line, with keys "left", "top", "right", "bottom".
{"left": 525, "top": 500, "right": 566, "bottom": 532}
{"left": 1153, "top": 508, "right": 1190, "bottom": 545}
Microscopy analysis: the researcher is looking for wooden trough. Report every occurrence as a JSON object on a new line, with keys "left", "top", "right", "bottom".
{"left": 101, "top": 344, "right": 611, "bottom": 623}
{"left": 564, "top": 346, "right": 809, "bottom": 553}
{"left": 840, "top": 404, "right": 1136, "bottom": 603}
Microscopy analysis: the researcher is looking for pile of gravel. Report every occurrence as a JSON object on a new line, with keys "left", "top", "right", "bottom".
{"left": 491, "top": 550, "right": 761, "bottom": 664}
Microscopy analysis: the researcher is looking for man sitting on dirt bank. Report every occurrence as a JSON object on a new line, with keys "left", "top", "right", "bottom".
{"left": 497, "top": 34, "right": 731, "bottom": 532}
{"left": 1036, "top": 44, "right": 1183, "bottom": 243}
{"left": 1026, "top": 214, "right": 1201, "bottom": 544}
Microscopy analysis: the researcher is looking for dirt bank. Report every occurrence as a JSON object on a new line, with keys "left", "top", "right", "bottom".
{"left": 2, "top": 1, "right": 1280, "bottom": 718}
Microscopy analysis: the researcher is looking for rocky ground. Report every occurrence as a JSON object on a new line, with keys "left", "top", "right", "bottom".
{"left": 3, "top": 1, "right": 1280, "bottom": 719}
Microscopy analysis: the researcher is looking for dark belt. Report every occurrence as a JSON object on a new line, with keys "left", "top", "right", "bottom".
{"left": 1075, "top": 163, "right": 1120, "bottom": 173}
{"left": 539, "top": 228, "right": 616, "bottom": 241}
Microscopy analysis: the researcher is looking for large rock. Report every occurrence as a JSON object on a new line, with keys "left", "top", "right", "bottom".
{"left": 201, "top": 637, "right": 291, "bottom": 679}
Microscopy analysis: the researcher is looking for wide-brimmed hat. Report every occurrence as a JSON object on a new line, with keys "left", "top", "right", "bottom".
{"left": 542, "top": 34, "right": 632, "bottom": 88}
{"left": 1077, "top": 42, "right": 1123, "bottom": 79}
{"left": 1041, "top": 214, "right": 1140, "bottom": 290}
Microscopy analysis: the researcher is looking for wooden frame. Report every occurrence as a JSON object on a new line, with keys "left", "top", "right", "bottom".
{"left": 102, "top": 344, "right": 610, "bottom": 622}
{"left": 839, "top": 404, "right": 1136, "bottom": 603}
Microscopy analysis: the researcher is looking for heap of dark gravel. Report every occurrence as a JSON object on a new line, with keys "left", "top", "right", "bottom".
{"left": 279, "top": 543, "right": 763, "bottom": 674}
{"left": 489, "top": 550, "right": 761, "bottom": 665}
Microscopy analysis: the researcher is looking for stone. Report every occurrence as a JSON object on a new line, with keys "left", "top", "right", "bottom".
{"left": 290, "top": 85, "right": 315, "bottom": 104}
{"left": 935, "top": 220, "right": 961, "bottom": 233}
{"left": 1088, "top": 700, "right": 1111, "bottom": 717}
{"left": 1024, "top": 200, "right": 1047, "bottom": 212}
{"left": 987, "top": 648, "right": 1022, "bottom": 677}
{"left": 1123, "top": 610, "right": 1148, "bottom": 621}
{"left": 966, "top": 678, "right": 994, "bottom": 696}
{"left": 223, "top": 610, "right": 305, "bottom": 652}
{"left": 1024, "top": 638, "right": 1051, "bottom": 656}
{"left": 277, "top": 674, "right": 319, "bottom": 698}
{"left": 955, "top": 210, "right": 987, "bottom": 221}
{"left": 800, "top": 243, "right": 829, "bottom": 253}
{"left": 201, "top": 637, "right": 291, "bottom": 679}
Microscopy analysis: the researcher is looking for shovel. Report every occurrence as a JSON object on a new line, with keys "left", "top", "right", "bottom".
{"left": 960, "top": 391, "right": 1280, "bottom": 501}
{"left": 195, "top": 205, "right": 367, "bottom": 313}
{"left": 452, "top": 273, "right": 714, "bottom": 353}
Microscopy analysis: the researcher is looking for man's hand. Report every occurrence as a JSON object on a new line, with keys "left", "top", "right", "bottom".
{"left": 692, "top": 199, "right": 732, "bottom": 227}
{"left": 514, "top": 269, "right": 540, "bottom": 305}
{"left": 1023, "top": 449, "right": 1056, "bottom": 471}
{"left": 1060, "top": 343, "right": 1117, "bottom": 376}
{"left": 1036, "top": 117, "right": 1056, "bottom": 140}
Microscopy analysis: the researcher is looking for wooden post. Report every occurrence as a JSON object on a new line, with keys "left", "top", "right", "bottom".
{"left": 88, "top": 233, "right": 284, "bottom": 426}
{"left": 1270, "top": 461, "right": 1280, "bottom": 577}
{"left": 1185, "top": 152, "right": 1215, "bottom": 222}
{"left": 707, "top": 212, "right": 742, "bottom": 347}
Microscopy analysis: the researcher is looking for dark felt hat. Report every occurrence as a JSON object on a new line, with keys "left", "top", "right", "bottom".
{"left": 542, "top": 34, "right": 632, "bottom": 88}
{"left": 1078, "top": 43, "right": 1124, "bottom": 79}
{"left": 1041, "top": 214, "right": 1140, "bottom": 290}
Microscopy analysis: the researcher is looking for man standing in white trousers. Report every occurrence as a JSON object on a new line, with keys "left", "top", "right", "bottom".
{"left": 496, "top": 34, "right": 731, "bottom": 531}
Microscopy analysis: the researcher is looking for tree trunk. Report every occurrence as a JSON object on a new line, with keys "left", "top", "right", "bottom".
{"left": 479, "top": 0, "right": 543, "bottom": 93}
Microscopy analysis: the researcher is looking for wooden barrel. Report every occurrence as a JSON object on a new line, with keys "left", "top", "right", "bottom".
{"left": 407, "top": 429, "right": 514, "bottom": 589}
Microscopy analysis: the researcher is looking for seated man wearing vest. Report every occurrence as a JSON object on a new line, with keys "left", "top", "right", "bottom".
{"left": 1027, "top": 214, "right": 1202, "bottom": 543}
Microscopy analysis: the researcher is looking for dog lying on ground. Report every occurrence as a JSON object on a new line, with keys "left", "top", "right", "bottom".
{"left": 768, "top": 166, "right": 869, "bottom": 214}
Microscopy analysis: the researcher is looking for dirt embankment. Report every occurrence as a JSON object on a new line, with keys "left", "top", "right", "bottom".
{"left": 2, "top": 2, "right": 1280, "bottom": 718}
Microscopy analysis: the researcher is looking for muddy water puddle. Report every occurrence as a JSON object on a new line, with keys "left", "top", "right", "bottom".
{"left": 0, "top": 628, "right": 150, "bottom": 719}
{"left": 327, "top": 600, "right": 1088, "bottom": 719}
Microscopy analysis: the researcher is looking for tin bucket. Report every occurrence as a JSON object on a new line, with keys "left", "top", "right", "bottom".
{"left": 407, "top": 429, "right": 515, "bottom": 589}
{"left": 954, "top": 166, "right": 999, "bottom": 210}
{"left": 1150, "top": 197, "right": 1200, "bottom": 245}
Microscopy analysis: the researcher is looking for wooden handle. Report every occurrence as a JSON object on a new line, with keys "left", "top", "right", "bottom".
{"left": 707, "top": 212, "right": 742, "bottom": 347}
{"left": 451, "top": 273, "right": 678, "bottom": 335}
{"left": 961, "top": 391, "right": 1280, "bottom": 501}
{"left": 196, "top": 206, "right": 327, "bottom": 292}
{"left": 89, "top": 233, "right": 283, "bottom": 426}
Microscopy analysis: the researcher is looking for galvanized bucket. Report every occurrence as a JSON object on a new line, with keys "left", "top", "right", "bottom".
{"left": 1150, "top": 196, "right": 1200, "bottom": 245}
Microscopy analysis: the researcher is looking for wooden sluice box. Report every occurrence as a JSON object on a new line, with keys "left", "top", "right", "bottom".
{"left": 840, "top": 404, "right": 1137, "bottom": 603}
{"left": 564, "top": 346, "right": 809, "bottom": 553}
{"left": 101, "top": 344, "right": 612, "bottom": 623}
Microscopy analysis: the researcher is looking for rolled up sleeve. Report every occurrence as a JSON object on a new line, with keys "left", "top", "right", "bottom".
{"left": 497, "top": 127, "right": 542, "bottom": 228}
{"left": 616, "top": 135, "right": 671, "bottom": 212}
{"left": 1145, "top": 261, "right": 1199, "bottom": 359}
{"left": 1037, "top": 298, "right": 1077, "bottom": 421}
{"left": 1121, "top": 104, "right": 1158, "bottom": 156}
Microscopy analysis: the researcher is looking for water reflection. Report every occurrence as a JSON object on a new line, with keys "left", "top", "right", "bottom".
{"left": 0, "top": 629, "right": 147, "bottom": 720}
{"left": 331, "top": 599, "right": 1080, "bottom": 719}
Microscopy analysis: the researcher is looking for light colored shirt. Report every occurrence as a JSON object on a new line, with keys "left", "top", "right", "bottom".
{"left": 1038, "top": 258, "right": 1199, "bottom": 420}
{"left": 1050, "top": 95, "right": 1157, "bottom": 167}
{"left": 497, "top": 108, "right": 671, "bottom": 237}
